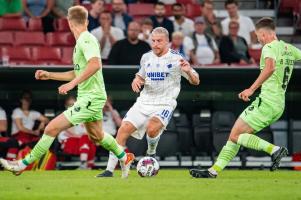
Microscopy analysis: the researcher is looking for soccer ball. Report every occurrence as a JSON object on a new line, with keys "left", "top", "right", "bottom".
{"left": 136, "top": 157, "right": 160, "bottom": 177}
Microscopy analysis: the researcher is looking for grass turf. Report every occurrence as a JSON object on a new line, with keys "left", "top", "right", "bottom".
{"left": 0, "top": 170, "right": 301, "bottom": 200}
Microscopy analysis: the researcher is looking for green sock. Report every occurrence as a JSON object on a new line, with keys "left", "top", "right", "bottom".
{"left": 237, "top": 133, "right": 275, "bottom": 155}
{"left": 22, "top": 134, "right": 55, "bottom": 166}
{"left": 212, "top": 141, "right": 240, "bottom": 172}
{"left": 99, "top": 132, "right": 125, "bottom": 159}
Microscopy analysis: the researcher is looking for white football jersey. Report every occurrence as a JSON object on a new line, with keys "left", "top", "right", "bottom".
{"left": 136, "top": 49, "right": 194, "bottom": 108}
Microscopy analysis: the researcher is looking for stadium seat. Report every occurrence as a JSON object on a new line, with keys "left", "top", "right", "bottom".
{"left": 1, "top": 46, "right": 31, "bottom": 64}
{"left": 126, "top": 136, "right": 147, "bottom": 156}
{"left": 81, "top": 3, "right": 92, "bottom": 11}
{"left": 46, "top": 32, "right": 75, "bottom": 47}
{"left": 248, "top": 48, "right": 262, "bottom": 64}
{"left": 0, "top": 17, "right": 26, "bottom": 31}
{"left": 291, "top": 120, "right": 301, "bottom": 153}
{"left": 55, "top": 18, "right": 70, "bottom": 32}
{"left": 104, "top": 4, "right": 112, "bottom": 12}
{"left": 173, "top": 112, "right": 193, "bottom": 156}
{"left": 0, "top": 31, "right": 14, "bottom": 46}
{"left": 211, "top": 111, "right": 236, "bottom": 153}
{"left": 177, "top": 0, "right": 196, "bottom": 4}
{"left": 279, "top": 0, "right": 298, "bottom": 14}
{"left": 192, "top": 110, "right": 212, "bottom": 156}
{"left": 32, "top": 47, "right": 62, "bottom": 64}
{"left": 128, "top": 4, "right": 154, "bottom": 18}
{"left": 28, "top": 18, "right": 43, "bottom": 31}
{"left": 61, "top": 47, "right": 74, "bottom": 65}
{"left": 15, "top": 32, "right": 45, "bottom": 46}
{"left": 185, "top": 4, "right": 202, "bottom": 19}
{"left": 157, "top": 130, "right": 180, "bottom": 158}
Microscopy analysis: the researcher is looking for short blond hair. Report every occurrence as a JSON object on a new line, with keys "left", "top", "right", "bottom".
{"left": 67, "top": 6, "right": 88, "bottom": 25}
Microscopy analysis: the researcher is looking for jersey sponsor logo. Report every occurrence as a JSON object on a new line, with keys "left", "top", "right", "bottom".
{"left": 74, "top": 106, "right": 81, "bottom": 112}
{"left": 146, "top": 72, "right": 170, "bottom": 81}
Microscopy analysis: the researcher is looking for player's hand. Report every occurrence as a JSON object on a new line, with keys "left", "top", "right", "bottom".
{"left": 35, "top": 70, "right": 50, "bottom": 80}
{"left": 238, "top": 88, "right": 254, "bottom": 102}
{"left": 58, "top": 81, "right": 75, "bottom": 95}
{"left": 180, "top": 59, "right": 191, "bottom": 73}
{"left": 131, "top": 77, "right": 144, "bottom": 93}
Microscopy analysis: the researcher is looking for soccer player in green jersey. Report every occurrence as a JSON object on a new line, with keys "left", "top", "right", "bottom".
{"left": 0, "top": 5, "right": 134, "bottom": 178}
{"left": 190, "top": 17, "right": 301, "bottom": 178}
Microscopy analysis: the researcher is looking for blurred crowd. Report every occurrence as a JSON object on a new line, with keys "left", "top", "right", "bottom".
{"left": 0, "top": 0, "right": 261, "bottom": 66}
{"left": 0, "top": 91, "right": 122, "bottom": 169}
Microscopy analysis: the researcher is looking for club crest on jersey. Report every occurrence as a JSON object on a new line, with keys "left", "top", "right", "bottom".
{"left": 156, "top": 63, "right": 160, "bottom": 67}
{"left": 167, "top": 64, "right": 172, "bottom": 68}
{"left": 74, "top": 64, "right": 80, "bottom": 70}
{"left": 147, "top": 63, "right": 151, "bottom": 67}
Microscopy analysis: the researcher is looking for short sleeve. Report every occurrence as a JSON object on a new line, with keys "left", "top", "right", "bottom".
{"left": 12, "top": 108, "right": 23, "bottom": 119}
{"left": 246, "top": 17, "right": 255, "bottom": 32}
{"left": 291, "top": 45, "right": 301, "bottom": 61}
{"left": 0, "top": 108, "right": 6, "bottom": 120}
{"left": 184, "top": 37, "right": 195, "bottom": 51}
{"left": 137, "top": 54, "right": 147, "bottom": 78}
{"left": 80, "top": 35, "right": 101, "bottom": 61}
{"left": 262, "top": 44, "right": 276, "bottom": 60}
{"left": 31, "top": 111, "right": 41, "bottom": 120}
{"left": 115, "top": 29, "right": 125, "bottom": 40}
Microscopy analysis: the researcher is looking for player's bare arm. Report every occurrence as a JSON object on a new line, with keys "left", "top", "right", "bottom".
{"left": 132, "top": 74, "right": 145, "bottom": 93}
{"left": 239, "top": 57, "right": 275, "bottom": 102}
{"left": 35, "top": 70, "right": 75, "bottom": 81}
{"left": 180, "top": 59, "right": 200, "bottom": 85}
{"left": 58, "top": 57, "right": 101, "bottom": 95}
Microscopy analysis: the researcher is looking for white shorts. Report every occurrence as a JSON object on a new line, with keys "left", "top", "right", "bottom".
{"left": 123, "top": 102, "right": 175, "bottom": 140}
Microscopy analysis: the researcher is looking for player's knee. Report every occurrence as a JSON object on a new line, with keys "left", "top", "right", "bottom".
{"left": 229, "top": 134, "right": 239, "bottom": 143}
{"left": 146, "top": 125, "right": 160, "bottom": 138}
{"left": 44, "top": 124, "right": 60, "bottom": 137}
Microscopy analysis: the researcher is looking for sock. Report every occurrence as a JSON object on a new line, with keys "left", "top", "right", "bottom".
{"left": 106, "top": 151, "right": 120, "bottom": 172}
{"left": 80, "top": 153, "right": 88, "bottom": 162}
{"left": 237, "top": 133, "right": 276, "bottom": 155}
{"left": 22, "top": 134, "right": 55, "bottom": 165}
{"left": 99, "top": 132, "right": 125, "bottom": 160}
{"left": 146, "top": 134, "right": 160, "bottom": 155}
{"left": 211, "top": 141, "right": 240, "bottom": 172}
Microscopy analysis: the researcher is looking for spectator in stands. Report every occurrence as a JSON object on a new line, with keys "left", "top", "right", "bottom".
{"left": 52, "top": 0, "right": 76, "bottom": 18}
{"left": 91, "top": 11, "right": 125, "bottom": 62}
{"left": 58, "top": 96, "right": 96, "bottom": 169}
{"left": 170, "top": 31, "right": 196, "bottom": 64}
{"left": 169, "top": 3, "right": 194, "bottom": 37}
{"left": 0, "top": 0, "right": 23, "bottom": 17}
{"left": 221, "top": 0, "right": 257, "bottom": 46}
{"left": 150, "top": 2, "right": 174, "bottom": 39}
{"left": 11, "top": 90, "right": 48, "bottom": 147}
{"left": 108, "top": 21, "right": 151, "bottom": 65}
{"left": 201, "top": 1, "right": 222, "bottom": 44}
{"left": 111, "top": 0, "right": 133, "bottom": 33}
{"left": 158, "top": 0, "right": 176, "bottom": 5}
{"left": 103, "top": 96, "right": 122, "bottom": 136}
{"left": 22, "top": 0, "right": 55, "bottom": 33}
{"left": 0, "top": 107, "right": 19, "bottom": 161}
{"left": 219, "top": 20, "right": 255, "bottom": 65}
{"left": 192, "top": 17, "right": 220, "bottom": 65}
{"left": 87, "top": 0, "right": 104, "bottom": 31}
{"left": 138, "top": 18, "right": 153, "bottom": 45}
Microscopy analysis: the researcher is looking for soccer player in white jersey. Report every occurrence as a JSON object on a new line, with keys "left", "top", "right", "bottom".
{"left": 97, "top": 27, "right": 200, "bottom": 177}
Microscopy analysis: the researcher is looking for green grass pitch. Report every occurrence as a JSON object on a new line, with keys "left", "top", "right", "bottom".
{"left": 0, "top": 170, "right": 301, "bottom": 200}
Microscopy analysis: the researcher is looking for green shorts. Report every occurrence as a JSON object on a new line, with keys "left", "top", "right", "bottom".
{"left": 239, "top": 97, "right": 284, "bottom": 133}
{"left": 63, "top": 96, "right": 106, "bottom": 125}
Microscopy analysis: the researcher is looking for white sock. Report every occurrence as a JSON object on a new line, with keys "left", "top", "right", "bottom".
{"left": 106, "top": 145, "right": 126, "bottom": 172}
{"left": 271, "top": 146, "right": 280, "bottom": 155}
{"left": 17, "top": 160, "right": 27, "bottom": 170}
{"left": 208, "top": 168, "right": 218, "bottom": 175}
{"left": 146, "top": 134, "right": 160, "bottom": 155}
